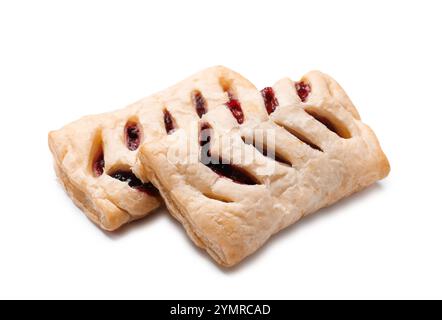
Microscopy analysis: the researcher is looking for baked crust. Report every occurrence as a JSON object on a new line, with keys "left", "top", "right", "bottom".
{"left": 135, "top": 66, "right": 390, "bottom": 266}
{"left": 49, "top": 66, "right": 389, "bottom": 264}
{"left": 49, "top": 105, "right": 161, "bottom": 231}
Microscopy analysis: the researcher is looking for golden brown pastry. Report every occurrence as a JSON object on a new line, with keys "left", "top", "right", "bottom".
{"left": 49, "top": 105, "right": 161, "bottom": 231}
{"left": 49, "top": 66, "right": 389, "bottom": 266}
{"left": 135, "top": 66, "right": 390, "bottom": 266}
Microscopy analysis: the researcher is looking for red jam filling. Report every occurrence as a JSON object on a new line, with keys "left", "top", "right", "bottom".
{"left": 163, "top": 110, "right": 175, "bottom": 134}
{"left": 261, "top": 87, "right": 279, "bottom": 115}
{"left": 93, "top": 152, "right": 105, "bottom": 177}
{"left": 199, "top": 123, "right": 212, "bottom": 147}
{"left": 110, "top": 171, "right": 159, "bottom": 196}
{"left": 199, "top": 123, "right": 257, "bottom": 185}
{"left": 125, "top": 122, "right": 142, "bottom": 151}
{"left": 226, "top": 98, "right": 244, "bottom": 124}
{"left": 135, "top": 182, "right": 159, "bottom": 196}
{"left": 206, "top": 162, "right": 258, "bottom": 185}
{"left": 295, "top": 81, "right": 311, "bottom": 102}
{"left": 192, "top": 91, "right": 207, "bottom": 118}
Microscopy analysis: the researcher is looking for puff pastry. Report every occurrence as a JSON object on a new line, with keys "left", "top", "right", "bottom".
{"left": 49, "top": 66, "right": 389, "bottom": 267}
{"left": 134, "top": 66, "right": 390, "bottom": 266}
{"left": 49, "top": 106, "right": 162, "bottom": 231}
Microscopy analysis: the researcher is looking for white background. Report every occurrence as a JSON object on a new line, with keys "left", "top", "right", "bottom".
{"left": 1, "top": 0, "right": 441, "bottom": 300}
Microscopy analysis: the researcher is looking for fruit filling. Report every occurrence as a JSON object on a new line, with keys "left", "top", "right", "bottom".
{"left": 93, "top": 152, "right": 105, "bottom": 177}
{"left": 125, "top": 122, "right": 142, "bottom": 151}
{"left": 192, "top": 90, "right": 207, "bottom": 118}
{"left": 110, "top": 171, "right": 159, "bottom": 196}
{"left": 163, "top": 109, "right": 175, "bottom": 134}
{"left": 206, "top": 162, "right": 258, "bottom": 185}
{"left": 226, "top": 98, "right": 244, "bottom": 124}
{"left": 199, "top": 123, "right": 212, "bottom": 147}
{"left": 261, "top": 87, "right": 279, "bottom": 115}
{"left": 199, "top": 123, "right": 257, "bottom": 185}
{"left": 295, "top": 81, "right": 311, "bottom": 102}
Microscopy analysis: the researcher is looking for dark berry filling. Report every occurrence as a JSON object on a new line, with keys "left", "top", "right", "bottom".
{"left": 192, "top": 91, "right": 207, "bottom": 118}
{"left": 136, "top": 182, "right": 159, "bottom": 196}
{"left": 295, "top": 81, "right": 311, "bottom": 102}
{"left": 199, "top": 123, "right": 257, "bottom": 185}
{"left": 226, "top": 98, "right": 244, "bottom": 124}
{"left": 163, "top": 109, "right": 175, "bottom": 134}
{"left": 125, "top": 122, "right": 142, "bottom": 151}
{"left": 110, "top": 171, "right": 159, "bottom": 196}
{"left": 206, "top": 162, "right": 258, "bottom": 185}
{"left": 199, "top": 123, "right": 212, "bottom": 167}
{"left": 93, "top": 152, "right": 105, "bottom": 177}
{"left": 261, "top": 87, "right": 279, "bottom": 115}
{"left": 199, "top": 123, "right": 212, "bottom": 147}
